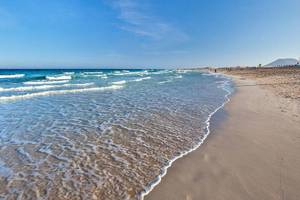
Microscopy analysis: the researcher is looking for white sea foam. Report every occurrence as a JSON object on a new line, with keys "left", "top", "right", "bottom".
{"left": 0, "top": 74, "right": 25, "bottom": 79}
{"left": 80, "top": 72, "right": 108, "bottom": 79}
{"left": 112, "top": 80, "right": 127, "bottom": 85}
{"left": 46, "top": 75, "right": 72, "bottom": 81}
{"left": 112, "top": 71, "right": 149, "bottom": 76}
{"left": 83, "top": 74, "right": 103, "bottom": 77}
{"left": 141, "top": 74, "right": 233, "bottom": 200}
{"left": 64, "top": 72, "right": 75, "bottom": 75}
{"left": 158, "top": 80, "right": 173, "bottom": 84}
{"left": 157, "top": 75, "right": 181, "bottom": 84}
{"left": 83, "top": 72, "right": 103, "bottom": 75}
{"left": 0, "top": 85, "right": 124, "bottom": 102}
{"left": 0, "top": 70, "right": 234, "bottom": 199}
{"left": 24, "top": 80, "right": 70, "bottom": 85}
{"left": 82, "top": 74, "right": 108, "bottom": 78}
{"left": 149, "top": 70, "right": 172, "bottom": 75}
{"left": 174, "top": 75, "right": 183, "bottom": 79}
{"left": 176, "top": 69, "right": 194, "bottom": 74}
{"left": 132, "top": 77, "right": 151, "bottom": 82}
{"left": 0, "top": 83, "right": 94, "bottom": 92}
{"left": 16, "top": 147, "right": 34, "bottom": 163}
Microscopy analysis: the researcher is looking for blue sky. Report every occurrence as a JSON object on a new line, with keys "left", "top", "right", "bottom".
{"left": 0, "top": 0, "right": 299, "bottom": 68}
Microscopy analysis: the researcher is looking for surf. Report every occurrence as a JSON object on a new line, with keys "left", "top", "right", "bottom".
{"left": 0, "top": 85, "right": 124, "bottom": 102}
{"left": 0, "top": 74, "right": 25, "bottom": 79}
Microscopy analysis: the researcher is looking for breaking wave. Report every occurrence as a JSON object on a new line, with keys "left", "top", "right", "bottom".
{"left": 0, "top": 83, "right": 94, "bottom": 92}
{"left": 0, "top": 74, "right": 25, "bottom": 79}
{"left": 112, "top": 80, "right": 127, "bottom": 85}
{"left": 24, "top": 80, "right": 70, "bottom": 85}
{"left": 132, "top": 77, "right": 151, "bottom": 82}
{"left": 0, "top": 85, "right": 123, "bottom": 102}
{"left": 46, "top": 75, "right": 72, "bottom": 81}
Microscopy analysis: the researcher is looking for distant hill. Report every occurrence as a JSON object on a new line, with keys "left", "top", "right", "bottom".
{"left": 264, "top": 58, "right": 299, "bottom": 67}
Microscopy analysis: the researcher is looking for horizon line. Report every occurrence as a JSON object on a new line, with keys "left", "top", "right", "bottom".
{"left": 0, "top": 66, "right": 209, "bottom": 70}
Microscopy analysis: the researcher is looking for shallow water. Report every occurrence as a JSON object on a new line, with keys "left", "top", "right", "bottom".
{"left": 0, "top": 69, "right": 233, "bottom": 199}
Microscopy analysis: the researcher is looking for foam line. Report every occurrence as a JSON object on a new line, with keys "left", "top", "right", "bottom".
{"left": 80, "top": 72, "right": 107, "bottom": 78}
{"left": 140, "top": 73, "right": 233, "bottom": 200}
{"left": 0, "top": 83, "right": 94, "bottom": 92}
{"left": 0, "top": 74, "right": 25, "bottom": 79}
{"left": 111, "top": 71, "right": 149, "bottom": 76}
{"left": 174, "top": 75, "right": 183, "bottom": 79}
{"left": 132, "top": 77, "right": 151, "bottom": 82}
{"left": 0, "top": 85, "right": 124, "bottom": 102}
{"left": 46, "top": 75, "right": 72, "bottom": 81}
{"left": 24, "top": 80, "right": 70, "bottom": 85}
{"left": 64, "top": 72, "right": 75, "bottom": 75}
{"left": 112, "top": 80, "right": 127, "bottom": 85}
{"left": 82, "top": 72, "right": 103, "bottom": 75}
{"left": 158, "top": 80, "right": 172, "bottom": 84}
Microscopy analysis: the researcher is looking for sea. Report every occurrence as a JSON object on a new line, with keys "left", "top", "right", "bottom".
{"left": 0, "top": 69, "right": 233, "bottom": 200}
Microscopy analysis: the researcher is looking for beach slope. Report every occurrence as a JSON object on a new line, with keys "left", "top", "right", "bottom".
{"left": 145, "top": 73, "right": 300, "bottom": 200}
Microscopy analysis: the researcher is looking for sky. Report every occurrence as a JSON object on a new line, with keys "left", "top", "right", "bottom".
{"left": 0, "top": 0, "right": 299, "bottom": 68}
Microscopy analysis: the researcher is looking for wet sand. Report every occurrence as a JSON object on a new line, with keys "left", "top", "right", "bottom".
{"left": 145, "top": 71, "right": 300, "bottom": 200}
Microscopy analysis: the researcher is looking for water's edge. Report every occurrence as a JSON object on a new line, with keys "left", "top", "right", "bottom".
{"left": 140, "top": 73, "right": 234, "bottom": 199}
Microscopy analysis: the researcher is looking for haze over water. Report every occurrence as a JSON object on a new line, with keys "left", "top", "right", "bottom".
{"left": 0, "top": 69, "right": 232, "bottom": 199}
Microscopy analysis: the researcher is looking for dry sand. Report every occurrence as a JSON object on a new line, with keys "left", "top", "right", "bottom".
{"left": 145, "top": 71, "right": 300, "bottom": 200}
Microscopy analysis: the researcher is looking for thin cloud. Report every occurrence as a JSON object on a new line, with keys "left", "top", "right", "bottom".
{"left": 109, "top": 0, "right": 188, "bottom": 41}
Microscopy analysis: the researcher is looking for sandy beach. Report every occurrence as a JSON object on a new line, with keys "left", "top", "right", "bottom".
{"left": 145, "top": 67, "right": 300, "bottom": 200}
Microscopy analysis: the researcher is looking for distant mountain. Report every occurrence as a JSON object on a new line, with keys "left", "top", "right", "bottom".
{"left": 264, "top": 58, "right": 299, "bottom": 67}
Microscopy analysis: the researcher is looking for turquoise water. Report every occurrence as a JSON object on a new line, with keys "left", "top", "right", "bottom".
{"left": 0, "top": 69, "right": 233, "bottom": 199}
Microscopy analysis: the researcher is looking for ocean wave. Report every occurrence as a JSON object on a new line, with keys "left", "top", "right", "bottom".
{"left": 81, "top": 74, "right": 108, "bottom": 78}
{"left": 0, "top": 70, "right": 234, "bottom": 199}
{"left": 132, "top": 77, "right": 151, "bottom": 82}
{"left": 46, "top": 75, "right": 72, "bottom": 81}
{"left": 158, "top": 80, "right": 173, "bottom": 84}
{"left": 0, "top": 85, "right": 124, "bottom": 102}
{"left": 0, "top": 83, "right": 94, "bottom": 92}
{"left": 174, "top": 75, "right": 183, "bottom": 79}
{"left": 140, "top": 75, "right": 233, "bottom": 199}
{"left": 157, "top": 75, "right": 181, "bottom": 84}
{"left": 111, "top": 71, "right": 149, "bottom": 76}
{"left": 82, "top": 72, "right": 103, "bottom": 75}
{"left": 176, "top": 69, "right": 194, "bottom": 74}
{"left": 0, "top": 74, "right": 25, "bottom": 79}
{"left": 64, "top": 72, "right": 75, "bottom": 75}
{"left": 24, "top": 80, "right": 70, "bottom": 85}
{"left": 112, "top": 80, "right": 126, "bottom": 85}
{"left": 149, "top": 70, "right": 173, "bottom": 75}
{"left": 79, "top": 72, "right": 108, "bottom": 79}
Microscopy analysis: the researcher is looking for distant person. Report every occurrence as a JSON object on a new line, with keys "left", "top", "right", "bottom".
{"left": 214, "top": 69, "right": 217, "bottom": 73}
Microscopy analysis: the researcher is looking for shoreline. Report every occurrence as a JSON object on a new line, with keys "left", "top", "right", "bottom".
{"left": 140, "top": 73, "right": 233, "bottom": 199}
{"left": 145, "top": 71, "right": 300, "bottom": 200}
